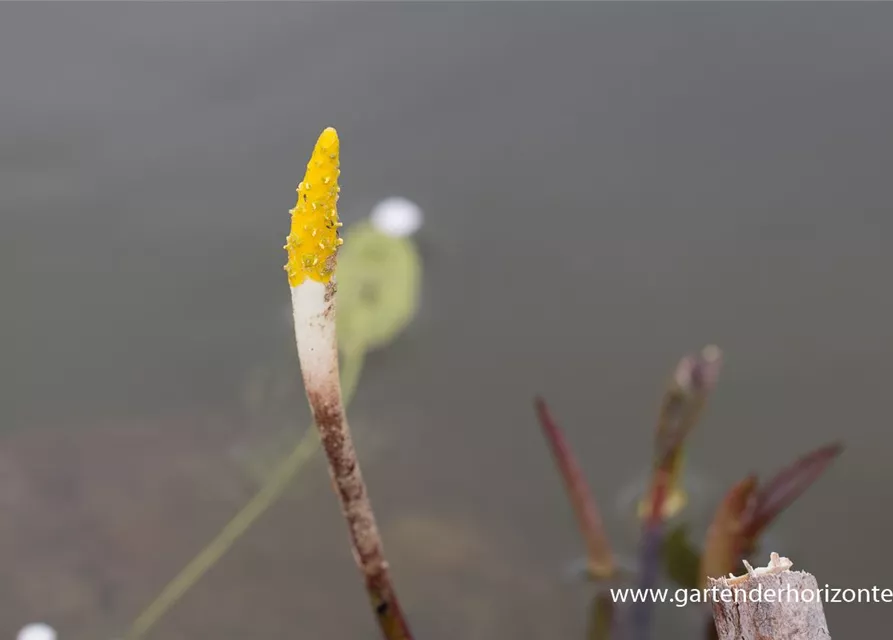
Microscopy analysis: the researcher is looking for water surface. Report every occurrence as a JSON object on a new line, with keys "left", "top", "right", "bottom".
{"left": 2, "top": 4, "right": 891, "bottom": 639}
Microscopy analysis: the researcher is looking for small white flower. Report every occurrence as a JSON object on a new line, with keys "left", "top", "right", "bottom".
{"left": 17, "top": 623, "right": 56, "bottom": 640}
{"left": 370, "top": 197, "right": 423, "bottom": 238}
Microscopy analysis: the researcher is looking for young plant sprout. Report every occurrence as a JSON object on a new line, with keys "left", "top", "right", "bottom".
{"left": 110, "top": 128, "right": 839, "bottom": 640}
{"left": 536, "top": 346, "right": 843, "bottom": 640}
{"left": 535, "top": 397, "right": 616, "bottom": 579}
{"left": 284, "top": 127, "right": 413, "bottom": 640}
{"left": 121, "top": 134, "right": 425, "bottom": 640}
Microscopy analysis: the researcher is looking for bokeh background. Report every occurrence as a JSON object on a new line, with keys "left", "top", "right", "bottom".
{"left": 2, "top": 3, "right": 891, "bottom": 639}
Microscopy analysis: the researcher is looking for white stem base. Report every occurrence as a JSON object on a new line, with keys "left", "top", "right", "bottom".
{"left": 290, "top": 280, "right": 340, "bottom": 397}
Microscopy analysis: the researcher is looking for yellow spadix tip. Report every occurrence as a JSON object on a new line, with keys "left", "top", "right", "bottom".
{"left": 284, "top": 127, "right": 343, "bottom": 287}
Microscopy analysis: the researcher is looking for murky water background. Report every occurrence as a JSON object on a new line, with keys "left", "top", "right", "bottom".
{"left": 2, "top": 3, "right": 892, "bottom": 639}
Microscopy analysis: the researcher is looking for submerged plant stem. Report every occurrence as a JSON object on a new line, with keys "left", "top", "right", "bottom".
{"left": 633, "top": 347, "right": 723, "bottom": 640}
{"left": 123, "top": 348, "right": 367, "bottom": 640}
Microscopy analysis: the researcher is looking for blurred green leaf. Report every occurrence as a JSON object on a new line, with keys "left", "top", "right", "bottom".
{"left": 335, "top": 221, "right": 422, "bottom": 353}
{"left": 661, "top": 522, "right": 701, "bottom": 589}
{"left": 587, "top": 593, "right": 615, "bottom": 640}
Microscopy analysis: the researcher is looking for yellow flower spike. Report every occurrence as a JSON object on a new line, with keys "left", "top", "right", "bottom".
{"left": 284, "top": 127, "right": 342, "bottom": 287}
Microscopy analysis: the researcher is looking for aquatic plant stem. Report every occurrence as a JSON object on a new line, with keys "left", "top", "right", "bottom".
{"left": 633, "top": 347, "right": 724, "bottom": 640}
{"left": 535, "top": 397, "right": 615, "bottom": 579}
{"left": 123, "top": 347, "right": 366, "bottom": 640}
{"left": 287, "top": 128, "right": 413, "bottom": 640}
{"left": 631, "top": 467, "right": 669, "bottom": 640}
{"left": 638, "top": 345, "right": 723, "bottom": 520}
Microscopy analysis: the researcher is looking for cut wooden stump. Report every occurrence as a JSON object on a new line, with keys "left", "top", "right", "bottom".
{"left": 709, "top": 553, "right": 831, "bottom": 640}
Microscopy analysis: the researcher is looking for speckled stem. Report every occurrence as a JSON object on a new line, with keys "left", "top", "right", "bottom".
{"left": 308, "top": 386, "right": 413, "bottom": 640}
{"left": 292, "top": 281, "right": 413, "bottom": 640}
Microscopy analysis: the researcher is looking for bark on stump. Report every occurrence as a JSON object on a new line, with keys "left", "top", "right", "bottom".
{"left": 709, "top": 553, "right": 831, "bottom": 640}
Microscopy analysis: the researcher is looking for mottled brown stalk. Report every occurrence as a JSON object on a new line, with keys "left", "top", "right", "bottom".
{"left": 535, "top": 397, "right": 615, "bottom": 579}
{"left": 308, "top": 384, "right": 413, "bottom": 640}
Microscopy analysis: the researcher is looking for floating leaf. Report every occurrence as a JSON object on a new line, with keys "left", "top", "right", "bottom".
{"left": 741, "top": 442, "right": 843, "bottom": 542}
{"left": 698, "top": 475, "right": 757, "bottom": 589}
{"left": 662, "top": 522, "right": 701, "bottom": 589}
{"left": 335, "top": 221, "right": 422, "bottom": 353}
